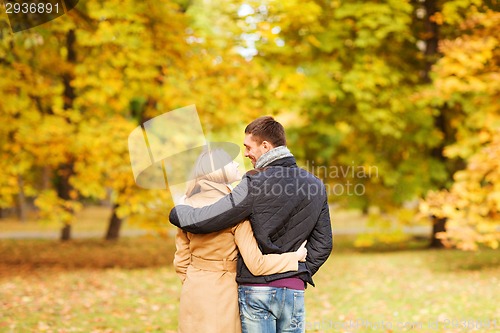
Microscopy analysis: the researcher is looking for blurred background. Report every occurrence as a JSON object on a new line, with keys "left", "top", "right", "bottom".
{"left": 0, "top": 0, "right": 499, "bottom": 332}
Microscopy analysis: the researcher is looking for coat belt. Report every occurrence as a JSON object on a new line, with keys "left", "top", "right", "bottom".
{"left": 190, "top": 255, "right": 237, "bottom": 273}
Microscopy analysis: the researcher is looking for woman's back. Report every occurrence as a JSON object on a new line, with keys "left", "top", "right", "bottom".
{"left": 175, "top": 179, "right": 300, "bottom": 333}
{"left": 176, "top": 179, "right": 241, "bottom": 333}
{"left": 183, "top": 179, "right": 238, "bottom": 261}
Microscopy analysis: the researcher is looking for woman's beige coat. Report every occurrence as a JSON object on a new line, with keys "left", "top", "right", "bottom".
{"left": 174, "top": 180, "right": 299, "bottom": 333}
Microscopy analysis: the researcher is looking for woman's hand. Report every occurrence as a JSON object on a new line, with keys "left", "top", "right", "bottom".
{"left": 295, "top": 240, "right": 307, "bottom": 262}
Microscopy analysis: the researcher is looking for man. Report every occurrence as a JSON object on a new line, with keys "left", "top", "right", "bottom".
{"left": 169, "top": 116, "right": 333, "bottom": 333}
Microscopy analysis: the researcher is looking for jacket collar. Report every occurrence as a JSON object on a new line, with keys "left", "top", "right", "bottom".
{"left": 197, "top": 179, "right": 231, "bottom": 196}
{"left": 255, "top": 146, "right": 293, "bottom": 168}
{"left": 266, "top": 156, "right": 298, "bottom": 168}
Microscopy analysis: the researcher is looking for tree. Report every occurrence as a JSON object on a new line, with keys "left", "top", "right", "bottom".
{"left": 0, "top": 15, "right": 80, "bottom": 231}
{"left": 420, "top": 8, "right": 500, "bottom": 250}
{"left": 1, "top": 1, "right": 189, "bottom": 239}
{"left": 229, "top": 0, "right": 449, "bottom": 248}
{"left": 220, "top": 0, "right": 500, "bottom": 248}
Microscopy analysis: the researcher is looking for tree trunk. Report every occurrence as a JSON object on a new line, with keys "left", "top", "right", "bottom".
{"left": 430, "top": 216, "right": 447, "bottom": 248}
{"left": 422, "top": 0, "right": 448, "bottom": 248}
{"left": 57, "top": 163, "right": 74, "bottom": 242}
{"left": 16, "top": 175, "right": 27, "bottom": 222}
{"left": 61, "top": 224, "right": 72, "bottom": 241}
{"left": 105, "top": 203, "right": 123, "bottom": 241}
{"left": 422, "top": 0, "right": 439, "bottom": 83}
{"left": 42, "top": 166, "right": 51, "bottom": 190}
{"left": 58, "top": 29, "right": 77, "bottom": 242}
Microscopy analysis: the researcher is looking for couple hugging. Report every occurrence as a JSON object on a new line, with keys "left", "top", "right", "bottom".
{"left": 169, "top": 116, "right": 333, "bottom": 333}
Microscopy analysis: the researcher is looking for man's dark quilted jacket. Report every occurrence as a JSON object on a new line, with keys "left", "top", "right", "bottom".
{"left": 169, "top": 156, "right": 333, "bottom": 287}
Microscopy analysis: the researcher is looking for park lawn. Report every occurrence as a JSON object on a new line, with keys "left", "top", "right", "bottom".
{"left": 0, "top": 206, "right": 145, "bottom": 234}
{"left": 0, "top": 237, "right": 499, "bottom": 333}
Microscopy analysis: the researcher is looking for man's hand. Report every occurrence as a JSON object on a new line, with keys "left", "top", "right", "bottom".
{"left": 295, "top": 240, "right": 307, "bottom": 262}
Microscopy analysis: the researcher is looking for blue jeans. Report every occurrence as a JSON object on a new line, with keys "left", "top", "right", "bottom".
{"left": 238, "top": 286, "right": 305, "bottom": 333}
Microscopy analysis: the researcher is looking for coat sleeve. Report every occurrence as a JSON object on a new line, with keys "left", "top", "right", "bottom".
{"left": 173, "top": 228, "right": 191, "bottom": 283}
{"left": 169, "top": 177, "right": 254, "bottom": 234}
{"left": 234, "top": 221, "right": 298, "bottom": 275}
{"left": 305, "top": 193, "right": 333, "bottom": 276}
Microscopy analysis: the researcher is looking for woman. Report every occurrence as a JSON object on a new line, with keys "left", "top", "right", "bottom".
{"left": 174, "top": 148, "right": 306, "bottom": 333}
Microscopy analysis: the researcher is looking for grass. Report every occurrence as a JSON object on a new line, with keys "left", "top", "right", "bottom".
{"left": 0, "top": 236, "right": 176, "bottom": 274}
{"left": 305, "top": 249, "right": 499, "bottom": 332}
{"left": 0, "top": 206, "right": 145, "bottom": 234}
{"left": 0, "top": 236, "right": 499, "bottom": 333}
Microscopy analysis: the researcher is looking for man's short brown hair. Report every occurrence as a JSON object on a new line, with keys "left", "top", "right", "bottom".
{"left": 245, "top": 116, "right": 286, "bottom": 147}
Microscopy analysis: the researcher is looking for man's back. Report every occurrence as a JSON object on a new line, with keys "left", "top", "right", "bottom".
{"left": 236, "top": 156, "right": 331, "bottom": 286}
